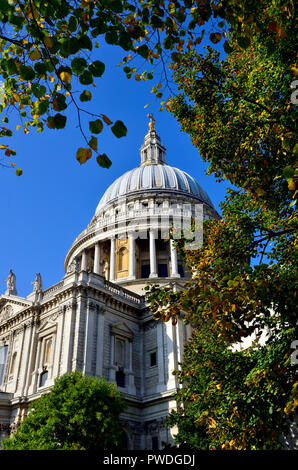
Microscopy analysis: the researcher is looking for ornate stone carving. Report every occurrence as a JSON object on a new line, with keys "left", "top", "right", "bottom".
{"left": 0, "top": 305, "right": 13, "bottom": 322}
{"left": 67, "top": 258, "right": 79, "bottom": 274}
{"left": 145, "top": 417, "right": 167, "bottom": 434}
{"left": 144, "top": 321, "right": 158, "bottom": 331}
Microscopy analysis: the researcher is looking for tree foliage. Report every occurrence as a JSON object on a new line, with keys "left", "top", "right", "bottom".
{"left": 1, "top": 0, "right": 292, "bottom": 173}
{"left": 146, "top": 0, "right": 297, "bottom": 450}
{"left": 2, "top": 371, "right": 126, "bottom": 450}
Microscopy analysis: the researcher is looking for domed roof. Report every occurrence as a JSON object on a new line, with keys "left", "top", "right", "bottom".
{"left": 95, "top": 163, "right": 214, "bottom": 213}
{"left": 96, "top": 117, "right": 215, "bottom": 213}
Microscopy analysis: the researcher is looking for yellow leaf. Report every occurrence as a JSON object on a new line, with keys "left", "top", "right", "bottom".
{"left": 24, "top": 128, "right": 29, "bottom": 134}
{"left": 16, "top": 125, "right": 21, "bottom": 131}
{"left": 76, "top": 147, "right": 92, "bottom": 165}
{"left": 28, "top": 48, "right": 41, "bottom": 61}
{"left": 44, "top": 36, "right": 53, "bottom": 49}
{"left": 48, "top": 75, "right": 55, "bottom": 83}
{"left": 60, "top": 71, "right": 72, "bottom": 84}
{"left": 12, "top": 92, "right": 20, "bottom": 102}
{"left": 24, "top": 4, "right": 39, "bottom": 20}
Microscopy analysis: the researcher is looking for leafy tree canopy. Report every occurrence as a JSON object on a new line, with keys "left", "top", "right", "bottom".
{"left": 146, "top": 0, "right": 297, "bottom": 450}
{"left": 0, "top": 0, "right": 295, "bottom": 174}
{"left": 2, "top": 371, "right": 126, "bottom": 450}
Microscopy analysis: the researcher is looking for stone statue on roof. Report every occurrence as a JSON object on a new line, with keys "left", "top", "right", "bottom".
{"left": 5, "top": 269, "right": 17, "bottom": 296}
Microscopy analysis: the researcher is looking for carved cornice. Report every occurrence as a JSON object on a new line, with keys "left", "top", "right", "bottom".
{"left": 145, "top": 417, "right": 167, "bottom": 433}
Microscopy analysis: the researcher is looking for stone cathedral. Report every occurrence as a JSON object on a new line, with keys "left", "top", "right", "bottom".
{"left": 0, "top": 118, "right": 218, "bottom": 450}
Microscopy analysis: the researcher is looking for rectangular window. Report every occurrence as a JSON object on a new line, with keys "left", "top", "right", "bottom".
{"left": 152, "top": 436, "right": 159, "bottom": 450}
{"left": 116, "top": 369, "right": 125, "bottom": 388}
{"left": 178, "top": 264, "right": 184, "bottom": 277}
{"left": 158, "top": 264, "right": 168, "bottom": 277}
{"left": 0, "top": 345, "right": 8, "bottom": 385}
{"left": 150, "top": 352, "right": 157, "bottom": 367}
{"left": 141, "top": 264, "right": 150, "bottom": 278}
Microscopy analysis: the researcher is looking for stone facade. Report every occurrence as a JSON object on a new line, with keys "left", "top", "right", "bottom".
{"left": 0, "top": 121, "right": 219, "bottom": 449}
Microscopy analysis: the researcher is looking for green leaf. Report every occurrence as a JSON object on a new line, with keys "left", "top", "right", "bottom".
{"left": 210, "top": 32, "right": 222, "bottom": 44}
{"left": 19, "top": 65, "right": 35, "bottom": 80}
{"left": 111, "top": 120, "right": 127, "bottom": 138}
{"left": 105, "top": 30, "right": 118, "bottom": 45}
{"left": 137, "top": 44, "right": 149, "bottom": 59}
{"left": 68, "top": 16, "right": 78, "bottom": 33}
{"left": 34, "top": 100, "right": 49, "bottom": 115}
{"left": 71, "top": 57, "right": 87, "bottom": 75}
{"left": 223, "top": 41, "right": 234, "bottom": 54}
{"left": 79, "top": 70, "right": 93, "bottom": 85}
{"left": 89, "top": 136, "right": 98, "bottom": 151}
{"left": 89, "top": 119, "right": 103, "bottom": 134}
{"left": 15, "top": 168, "right": 23, "bottom": 176}
{"left": 53, "top": 113, "right": 67, "bottom": 129}
{"left": 52, "top": 93, "right": 67, "bottom": 111}
{"left": 237, "top": 36, "right": 251, "bottom": 49}
{"left": 80, "top": 90, "right": 92, "bottom": 102}
{"left": 32, "top": 84, "right": 46, "bottom": 99}
{"left": 78, "top": 35, "right": 93, "bottom": 51}
{"left": 34, "top": 62, "right": 48, "bottom": 75}
{"left": 89, "top": 60, "right": 105, "bottom": 77}
{"left": 96, "top": 153, "right": 112, "bottom": 168}
{"left": 283, "top": 165, "right": 294, "bottom": 181}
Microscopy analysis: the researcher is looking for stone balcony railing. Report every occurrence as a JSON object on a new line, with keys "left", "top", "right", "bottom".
{"left": 42, "top": 273, "right": 145, "bottom": 307}
{"left": 71, "top": 206, "right": 195, "bottom": 247}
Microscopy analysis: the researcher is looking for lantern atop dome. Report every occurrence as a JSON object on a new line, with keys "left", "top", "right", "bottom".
{"left": 140, "top": 114, "right": 166, "bottom": 166}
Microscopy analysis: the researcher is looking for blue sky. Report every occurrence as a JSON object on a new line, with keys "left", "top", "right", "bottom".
{"left": 0, "top": 42, "right": 230, "bottom": 298}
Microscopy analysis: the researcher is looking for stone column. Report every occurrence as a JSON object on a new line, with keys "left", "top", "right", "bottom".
{"left": 165, "top": 321, "right": 176, "bottom": 390}
{"left": 127, "top": 340, "right": 136, "bottom": 394}
{"left": 93, "top": 242, "right": 100, "bottom": 275}
{"left": 149, "top": 230, "right": 158, "bottom": 278}
{"left": 109, "top": 336, "right": 117, "bottom": 383}
{"left": 95, "top": 307, "right": 105, "bottom": 378}
{"left": 81, "top": 250, "right": 87, "bottom": 271}
{"left": 83, "top": 301, "right": 96, "bottom": 376}
{"left": 170, "top": 239, "right": 180, "bottom": 278}
{"left": 110, "top": 237, "right": 116, "bottom": 281}
{"left": 128, "top": 233, "right": 136, "bottom": 279}
{"left": 157, "top": 322, "right": 166, "bottom": 391}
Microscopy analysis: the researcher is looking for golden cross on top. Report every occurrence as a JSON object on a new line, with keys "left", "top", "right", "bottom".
{"left": 147, "top": 113, "right": 155, "bottom": 131}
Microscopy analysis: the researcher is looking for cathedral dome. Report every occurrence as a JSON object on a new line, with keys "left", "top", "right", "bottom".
{"left": 95, "top": 163, "right": 214, "bottom": 213}
{"left": 64, "top": 116, "right": 219, "bottom": 291}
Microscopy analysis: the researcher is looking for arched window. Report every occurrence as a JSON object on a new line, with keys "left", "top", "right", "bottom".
{"left": 39, "top": 370, "right": 48, "bottom": 387}
{"left": 118, "top": 247, "right": 127, "bottom": 271}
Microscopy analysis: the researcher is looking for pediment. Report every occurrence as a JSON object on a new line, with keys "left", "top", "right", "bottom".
{"left": 111, "top": 321, "right": 134, "bottom": 339}
{"left": 0, "top": 296, "right": 31, "bottom": 324}
{"left": 38, "top": 319, "right": 57, "bottom": 333}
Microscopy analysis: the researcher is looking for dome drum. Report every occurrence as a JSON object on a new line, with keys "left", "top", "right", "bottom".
{"left": 64, "top": 121, "right": 219, "bottom": 294}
